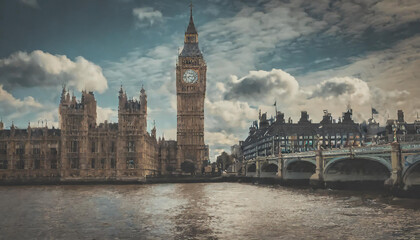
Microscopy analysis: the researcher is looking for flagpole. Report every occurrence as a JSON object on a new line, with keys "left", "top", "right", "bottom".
{"left": 371, "top": 106, "right": 373, "bottom": 120}
{"left": 274, "top": 100, "right": 277, "bottom": 117}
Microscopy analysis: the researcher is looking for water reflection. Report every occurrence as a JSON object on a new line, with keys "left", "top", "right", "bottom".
{"left": 173, "top": 184, "right": 215, "bottom": 239}
{"left": 0, "top": 183, "right": 418, "bottom": 239}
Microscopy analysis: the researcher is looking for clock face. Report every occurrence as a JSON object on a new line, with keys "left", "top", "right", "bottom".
{"left": 183, "top": 69, "right": 198, "bottom": 83}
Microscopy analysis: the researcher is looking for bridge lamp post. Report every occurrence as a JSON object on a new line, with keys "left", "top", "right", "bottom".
{"left": 392, "top": 121, "right": 398, "bottom": 142}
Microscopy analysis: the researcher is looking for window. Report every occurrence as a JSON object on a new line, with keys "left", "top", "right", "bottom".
{"left": 71, "top": 141, "right": 78, "bottom": 153}
{"left": 16, "top": 143, "right": 24, "bottom": 155}
{"left": 128, "top": 141, "right": 135, "bottom": 152}
{"left": 91, "top": 142, "right": 96, "bottom": 153}
{"left": 100, "top": 158, "right": 105, "bottom": 169}
{"left": 91, "top": 159, "right": 96, "bottom": 169}
{"left": 0, "top": 160, "right": 7, "bottom": 169}
{"left": 111, "top": 142, "right": 115, "bottom": 152}
{"left": 16, "top": 159, "right": 24, "bottom": 169}
{"left": 110, "top": 158, "right": 116, "bottom": 169}
{"left": 50, "top": 148, "right": 57, "bottom": 155}
{"left": 0, "top": 143, "right": 7, "bottom": 154}
{"left": 33, "top": 147, "right": 41, "bottom": 155}
{"left": 50, "top": 159, "right": 57, "bottom": 169}
{"left": 126, "top": 159, "right": 135, "bottom": 169}
{"left": 34, "top": 159, "right": 41, "bottom": 169}
{"left": 70, "top": 158, "right": 79, "bottom": 169}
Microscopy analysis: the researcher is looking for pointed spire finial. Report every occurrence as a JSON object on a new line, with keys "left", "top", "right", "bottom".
{"left": 119, "top": 84, "right": 124, "bottom": 95}
{"left": 190, "top": 1, "right": 193, "bottom": 18}
{"left": 185, "top": 1, "right": 197, "bottom": 34}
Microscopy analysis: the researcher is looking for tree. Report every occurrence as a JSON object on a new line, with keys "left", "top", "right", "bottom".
{"left": 216, "top": 151, "right": 233, "bottom": 171}
{"left": 201, "top": 160, "right": 210, "bottom": 174}
{"left": 181, "top": 161, "right": 195, "bottom": 174}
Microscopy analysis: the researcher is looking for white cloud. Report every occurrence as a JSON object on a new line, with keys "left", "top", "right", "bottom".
{"left": 0, "top": 84, "right": 45, "bottom": 122}
{"left": 97, "top": 106, "right": 117, "bottom": 124}
{"left": 205, "top": 99, "right": 257, "bottom": 132}
{"left": 293, "top": 0, "right": 420, "bottom": 36}
{"left": 132, "top": 7, "right": 163, "bottom": 27}
{"left": 30, "top": 108, "right": 60, "bottom": 129}
{"left": 0, "top": 50, "right": 108, "bottom": 93}
{"left": 0, "top": 85, "right": 42, "bottom": 109}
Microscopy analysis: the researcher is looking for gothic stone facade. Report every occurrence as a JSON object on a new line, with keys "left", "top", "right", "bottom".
{"left": 0, "top": 87, "right": 165, "bottom": 183}
{"left": 0, "top": 125, "right": 61, "bottom": 182}
{"left": 176, "top": 10, "right": 209, "bottom": 173}
{"left": 242, "top": 110, "right": 363, "bottom": 161}
{"left": 58, "top": 87, "right": 160, "bottom": 181}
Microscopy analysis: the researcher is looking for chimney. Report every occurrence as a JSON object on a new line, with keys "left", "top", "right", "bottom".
{"left": 397, "top": 110, "right": 405, "bottom": 123}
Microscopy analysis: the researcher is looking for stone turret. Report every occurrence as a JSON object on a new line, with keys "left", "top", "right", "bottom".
{"left": 118, "top": 85, "right": 127, "bottom": 110}
{"left": 397, "top": 110, "right": 405, "bottom": 123}
{"left": 320, "top": 110, "right": 332, "bottom": 125}
{"left": 276, "top": 111, "right": 285, "bottom": 124}
{"left": 81, "top": 91, "right": 97, "bottom": 128}
{"left": 298, "top": 111, "right": 311, "bottom": 124}
{"left": 140, "top": 86, "right": 147, "bottom": 113}
{"left": 118, "top": 85, "right": 147, "bottom": 134}
{"left": 151, "top": 121, "right": 156, "bottom": 139}
{"left": 342, "top": 109, "right": 354, "bottom": 124}
{"left": 259, "top": 113, "right": 269, "bottom": 129}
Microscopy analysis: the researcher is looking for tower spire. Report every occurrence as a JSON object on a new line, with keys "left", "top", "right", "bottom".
{"left": 180, "top": 2, "right": 201, "bottom": 57}
{"left": 186, "top": 1, "right": 197, "bottom": 34}
{"left": 190, "top": 1, "right": 193, "bottom": 19}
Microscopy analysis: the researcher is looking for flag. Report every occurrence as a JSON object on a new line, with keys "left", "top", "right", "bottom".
{"left": 273, "top": 101, "right": 276, "bottom": 106}
{"left": 372, "top": 108, "right": 379, "bottom": 114}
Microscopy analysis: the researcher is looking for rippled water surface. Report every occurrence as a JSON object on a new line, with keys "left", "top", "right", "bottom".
{"left": 0, "top": 183, "right": 419, "bottom": 239}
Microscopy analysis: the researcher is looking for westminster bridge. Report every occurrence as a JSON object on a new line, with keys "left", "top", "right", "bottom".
{"left": 244, "top": 141, "right": 420, "bottom": 191}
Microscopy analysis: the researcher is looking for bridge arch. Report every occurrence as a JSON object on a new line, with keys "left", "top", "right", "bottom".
{"left": 260, "top": 162, "right": 278, "bottom": 178}
{"left": 247, "top": 163, "right": 256, "bottom": 172}
{"left": 324, "top": 156, "right": 391, "bottom": 182}
{"left": 283, "top": 159, "right": 316, "bottom": 180}
{"left": 246, "top": 163, "right": 257, "bottom": 177}
{"left": 261, "top": 162, "right": 278, "bottom": 172}
{"left": 403, "top": 160, "right": 420, "bottom": 188}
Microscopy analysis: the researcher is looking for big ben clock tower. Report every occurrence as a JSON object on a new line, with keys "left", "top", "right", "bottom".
{"left": 176, "top": 5, "right": 207, "bottom": 174}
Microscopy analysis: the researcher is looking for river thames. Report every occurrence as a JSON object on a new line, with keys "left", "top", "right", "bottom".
{"left": 0, "top": 183, "right": 419, "bottom": 239}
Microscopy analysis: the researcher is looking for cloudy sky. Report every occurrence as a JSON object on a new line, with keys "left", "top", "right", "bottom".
{"left": 1, "top": 0, "right": 419, "bottom": 160}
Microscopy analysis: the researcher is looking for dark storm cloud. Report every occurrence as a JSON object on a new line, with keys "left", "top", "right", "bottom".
{"left": 224, "top": 76, "right": 268, "bottom": 100}
{"left": 223, "top": 69, "right": 299, "bottom": 102}
{"left": 309, "top": 81, "right": 356, "bottom": 99}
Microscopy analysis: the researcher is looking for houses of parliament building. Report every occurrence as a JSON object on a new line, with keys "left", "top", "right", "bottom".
{"left": 0, "top": 8, "right": 209, "bottom": 183}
